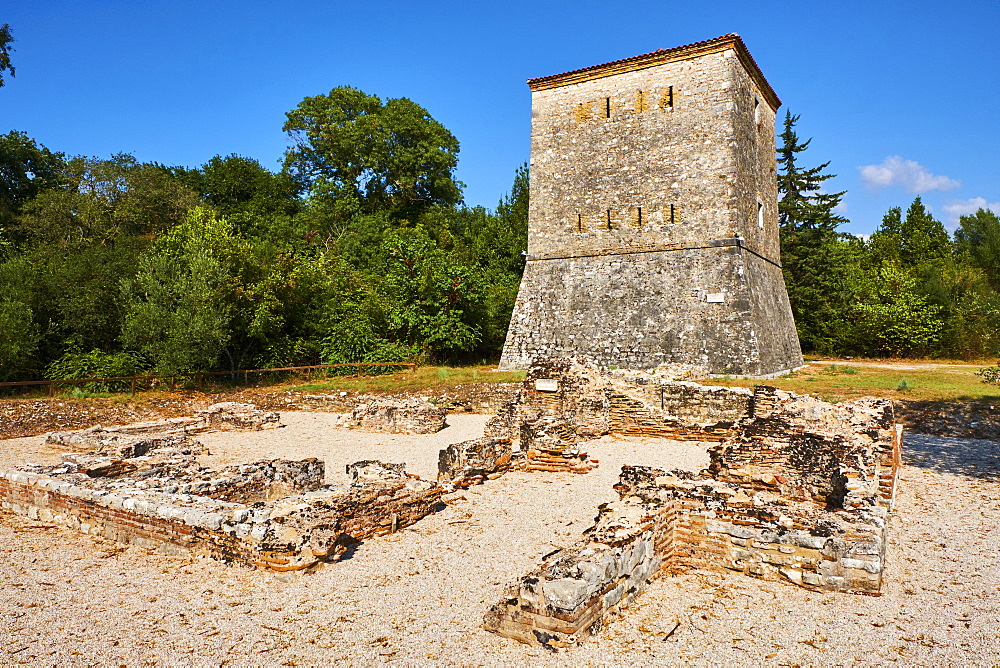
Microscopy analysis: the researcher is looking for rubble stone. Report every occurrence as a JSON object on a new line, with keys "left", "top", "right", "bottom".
{"left": 0, "top": 444, "right": 442, "bottom": 571}
{"left": 437, "top": 438, "right": 515, "bottom": 488}
{"left": 45, "top": 402, "right": 282, "bottom": 450}
{"left": 197, "top": 402, "right": 281, "bottom": 431}
{"left": 339, "top": 396, "right": 448, "bottom": 434}
{"left": 485, "top": 360, "right": 902, "bottom": 649}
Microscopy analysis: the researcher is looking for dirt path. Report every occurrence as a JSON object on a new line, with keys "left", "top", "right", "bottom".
{"left": 818, "top": 359, "right": 987, "bottom": 371}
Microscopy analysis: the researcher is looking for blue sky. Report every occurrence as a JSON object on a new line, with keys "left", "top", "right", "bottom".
{"left": 3, "top": 0, "right": 998, "bottom": 236}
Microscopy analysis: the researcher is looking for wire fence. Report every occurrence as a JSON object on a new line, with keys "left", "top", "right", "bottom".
{"left": 0, "top": 362, "right": 416, "bottom": 397}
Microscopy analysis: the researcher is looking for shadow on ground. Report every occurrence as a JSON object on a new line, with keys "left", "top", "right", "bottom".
{"left": 903, "top": 433, "right": 1000, "bottom": 481}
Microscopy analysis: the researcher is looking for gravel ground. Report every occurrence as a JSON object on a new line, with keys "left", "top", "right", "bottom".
{"left": 1, "top": 414, "right": 998, "bottom": 665}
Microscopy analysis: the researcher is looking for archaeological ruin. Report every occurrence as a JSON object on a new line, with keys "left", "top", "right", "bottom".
{"left": 481, "top": 360, "right": 901, "bottom": 648}
{"left": 0, "top": 36, "right": 910, "bottom": 655}
{"left": 499, "top": 34, "right": 803, "bottom": 376}
{"left": 0, "top": 362, "right": 903, "bottom": 651}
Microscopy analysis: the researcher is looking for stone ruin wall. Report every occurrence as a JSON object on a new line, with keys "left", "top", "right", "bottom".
{"left": 0, "top": 451, "right": 443, "bottom": 572}
{"left": 1, "top": 403, "right": 447, "bottom": 573}
{"left": 0, "top": 365, "right": 905, "bottom": 652}
{"left": 501, "top": 35, "right": 802, "bottom": 375}
{"left": 337, "top": 396, "right": 449, "bottom": 434}
{"left": 484, "top": 361, "right": 902, "bottom": 649}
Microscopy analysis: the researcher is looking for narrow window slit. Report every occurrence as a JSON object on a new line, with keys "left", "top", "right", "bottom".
{"left": 660, "top": 86, "right": 674, "bottom": 109}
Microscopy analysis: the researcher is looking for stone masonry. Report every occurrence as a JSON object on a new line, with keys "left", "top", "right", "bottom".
{"left": 500, "top": 34, "right": 803, "bottom": 375}
{"left": 45, "top": 402, "right": 282, "bottom": 451}
{"left": 338, "top": 396, "right": 449, "bottom": 434}
{"left": 485, "top": 361, "right": 901, "bottom": 649}
{"left": 0, "top": 434, "right": 443, "bottom": 571}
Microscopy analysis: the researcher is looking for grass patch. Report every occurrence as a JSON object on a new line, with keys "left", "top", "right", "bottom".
{"left": 711, "top": 360, "right": 1000, "bottom": 402}
{"left": 286, "top": 365, "right": 526, "bottom": 395}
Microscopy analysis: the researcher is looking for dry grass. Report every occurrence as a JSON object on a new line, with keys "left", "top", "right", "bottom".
{"left": 711, "top": 358, "right": 1000, "bottom": 403}
{"left": 285, "top": 365, "right": 526, "bottom": 395}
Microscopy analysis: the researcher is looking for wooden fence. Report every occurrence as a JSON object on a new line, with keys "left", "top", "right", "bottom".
{"left": 0, "top": 362, "right": 416, "bottom": 397}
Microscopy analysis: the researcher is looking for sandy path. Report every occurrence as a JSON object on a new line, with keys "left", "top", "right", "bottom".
{"left": 1, "top": 414, "right": 998, "bottom": 665}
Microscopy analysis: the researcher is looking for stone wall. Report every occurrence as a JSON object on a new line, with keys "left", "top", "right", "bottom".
{"left": 485, "top": 362, "right": 902, "bottom": 649}
{"left": 500, "top": 34, "right": 802, "bottom": 375}
{"left": 0, "top": 445, "right": 443, "bottom": 572}
{"left": 338, "top": 397, "right": 448, "bottom": 434}
{"left": 45, "top": 402, "right": 282, "bottom": 450}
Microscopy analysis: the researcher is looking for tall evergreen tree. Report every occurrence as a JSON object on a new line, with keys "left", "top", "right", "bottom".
{"left": 955, "top": 208, "right": 1000, "bottom": 289}
{"left": 776, "top": 111, "right": 850, "bottom": 353}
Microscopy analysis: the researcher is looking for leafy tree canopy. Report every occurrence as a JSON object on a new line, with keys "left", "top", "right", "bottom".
{"left": 869, "top": 196, "right": 951, "bottom": 267}
{"left": 17, "top": 154, "right": 199, "bottom": 248}
{"left": 0, "top": 130, "right": 66, "bottom": 240}
{"left": 283, "top": 86, "right": 462, "bottom": 220}
{"left": 954, "top": 207, "right": 1000, "bottom": 289}
{"left": 170, "top": 154, "right": 302, "bottom": 221}
{"left": 0, "top": 24, "right": 13, "bottom": 87}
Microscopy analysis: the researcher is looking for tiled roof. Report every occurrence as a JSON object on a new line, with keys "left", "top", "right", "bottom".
{"left": 526, "top": 33, "right": 780, "bottom": 110}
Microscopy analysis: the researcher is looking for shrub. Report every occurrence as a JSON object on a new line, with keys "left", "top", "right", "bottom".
{"left": 46, "top": 349, "right": 147, "bottom": 393}
{"left": 977, "top": 364, "right": 1000, "bottom": 385}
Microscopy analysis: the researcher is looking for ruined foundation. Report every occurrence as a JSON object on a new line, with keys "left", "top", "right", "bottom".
{"left": 0, "top": 433, "right": 443, "bottom": 572}
{"left": 45, "top": 402, "right": 282, "bottom": 450}
{"left": 338, "top": 396, "right": 449, "bottom": 434}
{"left": 485, "top": 361, "right": 902, "bottom": 648}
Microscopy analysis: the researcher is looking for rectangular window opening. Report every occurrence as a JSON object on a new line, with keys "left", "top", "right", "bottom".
{"left": 576, "top": 213, "right": 584, "bottom": 233}
{"left": 604, "top": 97, "right": 611, "bottom": 118}
{"left": 660, "top": 85, "right": 674, "bottom": 109}
{"left": 756, "top": 198, "right": 764, "bottom": 229}
{"left": 635, "top": 90, "right": 649, "bottom": 113}
{"left": 637, "top": 206, "right": 642, "bottom": 226}
{"left": 606, "top": 209, "right": 613, "bottom": 230}
{"left": 670, "top": 204, "right": 676, "bottom": 224}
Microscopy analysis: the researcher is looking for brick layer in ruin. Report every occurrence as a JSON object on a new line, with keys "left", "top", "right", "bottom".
{"left": 484, "top": 362, "right": 901, "bottom": 649}
{"left": 1, "top": 438, "right": 443, "bottom": 572}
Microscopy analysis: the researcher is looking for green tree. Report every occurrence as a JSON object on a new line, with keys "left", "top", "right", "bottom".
{"left": 283, "top": 86, "right": 462, "bottom": 220}
{"left": 171, "top": 154, "right": 301, "bottom": 220}
{"left": 0, "top": 24, "right": 14, "bottom": 87}
{"left": 776, "top": 112, "right": 850, "bottom": 353}
{"left": 122, "top": 207, "right": 243, "bottom": 374}
{"left": 869, "top": 197, "right": 951, "bottom": 268}
{"left": 0, "top": 299, "right": 38, "bottom": 380}
{"left": 845, "top": 263, "right": 944, "bottom": 357}
{"left": 0, "top": 131, "right": 66, "bottom": 245}
{"left": 954, "top": 208, "right": 1000, "bottom": 289}
{"left": 17, "top": 154, "right": 198, "bottom": 248}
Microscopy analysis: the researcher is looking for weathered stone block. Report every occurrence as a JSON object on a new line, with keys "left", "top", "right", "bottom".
{"left": 339, "top": 397, "right": 448, "bottom": 434}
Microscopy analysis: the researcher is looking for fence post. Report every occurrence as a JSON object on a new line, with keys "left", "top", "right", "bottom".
{"left": 49, "top": 381, "right": 54, "bottom": 397}
{"left": 131, "top": 377, "right": 136, "bottom": 395}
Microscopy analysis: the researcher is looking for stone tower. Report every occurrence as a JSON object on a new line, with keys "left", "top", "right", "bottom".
{"left": 499, "top": 34, "right": 804, "bottom": 376}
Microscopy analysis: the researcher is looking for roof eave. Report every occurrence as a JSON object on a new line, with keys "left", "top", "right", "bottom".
{"left": 526, "top": 34, "right": 781, "bottom": 111}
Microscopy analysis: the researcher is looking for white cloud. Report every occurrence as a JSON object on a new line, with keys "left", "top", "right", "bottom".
{"left": 858, "top": 155, "right": 961, "bottom": 193}
{"left": 942, "top": 197, "right": 1000, "bottom": 226}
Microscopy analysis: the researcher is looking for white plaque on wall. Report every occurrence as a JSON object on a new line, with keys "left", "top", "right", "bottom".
{"left": 706, "top": 293, "right": 725, "bottom": 303}
{"left": 534, "top": 378, "right": 559, "bottom": 392}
